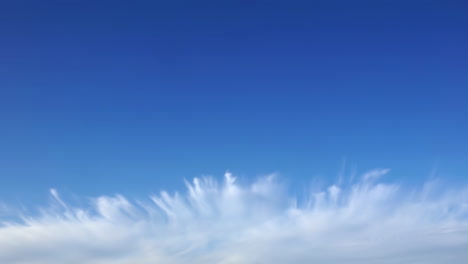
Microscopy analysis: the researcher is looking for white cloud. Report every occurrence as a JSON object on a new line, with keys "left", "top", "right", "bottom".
{"left": 1, "top": 169, "right": 468, "bottom": 264}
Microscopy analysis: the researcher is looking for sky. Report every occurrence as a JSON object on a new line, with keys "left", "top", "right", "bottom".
{"left": 0, "top": 0, "right": 467, "bottom": 263}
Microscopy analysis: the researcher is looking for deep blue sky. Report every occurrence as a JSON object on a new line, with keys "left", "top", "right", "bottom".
{"left": 1, "top": 0, "right": 467, "bottom": 203}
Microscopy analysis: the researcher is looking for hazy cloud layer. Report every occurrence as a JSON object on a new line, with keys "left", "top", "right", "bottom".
{"left": 1, "top": 170, "right": 468, "bottom": 264}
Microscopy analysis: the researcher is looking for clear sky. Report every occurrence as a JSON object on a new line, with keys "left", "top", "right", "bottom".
{"left": 1, "top": 0, "right": 467, "bottom": 201}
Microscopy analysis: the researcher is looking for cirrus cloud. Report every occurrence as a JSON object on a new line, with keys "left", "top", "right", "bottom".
{"left": 1, "top": 169, "right": 468, "bottom": 264}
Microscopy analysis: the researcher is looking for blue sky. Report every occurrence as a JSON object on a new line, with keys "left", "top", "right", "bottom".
{"left": 1, "top": 1, "right": 468, "bottom": 263}
{"left": 1, "top": 1, "right": 467, "bottom": 203}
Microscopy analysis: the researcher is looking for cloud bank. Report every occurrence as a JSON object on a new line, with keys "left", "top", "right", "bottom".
{"left": 1, "top": 169, "right": 468, "bottom": 264}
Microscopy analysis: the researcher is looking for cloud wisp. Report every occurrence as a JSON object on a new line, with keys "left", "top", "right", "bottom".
{"left": 1, "top": 170, "right": 468, "bottom": 264}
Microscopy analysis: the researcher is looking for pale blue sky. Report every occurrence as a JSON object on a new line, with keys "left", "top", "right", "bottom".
{"left": 0, "top": 0, "right": 467, "bottom": 204}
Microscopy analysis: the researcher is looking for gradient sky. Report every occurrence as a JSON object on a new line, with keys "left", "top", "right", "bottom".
{"left": 1, "top": 0, "right": 467, "bottom": 204}
{"left": 1, "top": 1, "right": 468, "bottom": 264}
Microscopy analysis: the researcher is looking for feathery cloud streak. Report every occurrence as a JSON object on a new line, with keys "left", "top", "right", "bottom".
{"left": 1, "top": 170, "right": 468, "bottom": 264}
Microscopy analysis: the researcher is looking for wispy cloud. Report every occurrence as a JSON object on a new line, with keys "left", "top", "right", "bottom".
{"left": 1, "top": 169, "right": 468, "bottom": 264}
